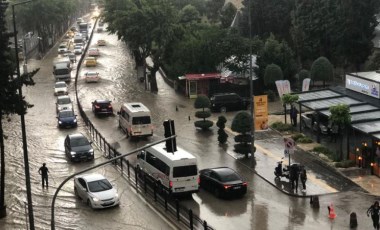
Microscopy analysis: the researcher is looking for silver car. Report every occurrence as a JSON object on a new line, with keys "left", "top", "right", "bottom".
{"left": 74, "top": 173, "right": 120, "bottom": 209}
{"left": 56, "top": 95, "right": 73, "bottom": 113}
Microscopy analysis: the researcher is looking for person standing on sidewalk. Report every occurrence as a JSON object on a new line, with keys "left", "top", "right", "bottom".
{"left": 38, "top": 163, "right": 49, "bottom": 189}
{"left": 300, "top": 166, "right": 307, "bottom": 192}
{"left": 367, "top": 201, "right": 380, "bottom": 230}
{"left": 290, "top": 105, "right": 298, "bottom": 127}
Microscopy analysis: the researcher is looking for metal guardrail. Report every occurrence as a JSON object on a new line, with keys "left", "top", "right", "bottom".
{"left": 72, "top": 17, "right": 214, "bottom": 230}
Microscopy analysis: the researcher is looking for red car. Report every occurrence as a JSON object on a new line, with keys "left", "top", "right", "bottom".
{"left": 92, "top": 99, "right": 113, "bottom": 116}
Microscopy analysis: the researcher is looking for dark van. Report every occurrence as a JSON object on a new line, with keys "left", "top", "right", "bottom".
{"left": 210, "top": 93, "right": 248, "bottom": 112}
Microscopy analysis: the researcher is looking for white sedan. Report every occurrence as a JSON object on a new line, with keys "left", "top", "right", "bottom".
{"left": 88, "top": 48, "right": 100, "bottom": 57}
{"left": 54, "top": 81, "right": 68, "bottom": 96}
{"left": 84, "top": 71, "right": 100, "bottom": 83}
{"left": 74, "top": 45, "right": 83, "bottom": 54}
{"left": 74, "top": 173, "right": 120, "bottom": 209}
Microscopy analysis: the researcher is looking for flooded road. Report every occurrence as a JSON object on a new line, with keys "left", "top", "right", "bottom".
{"left": 1, "top": 15, "right": 378, "bottom": 230}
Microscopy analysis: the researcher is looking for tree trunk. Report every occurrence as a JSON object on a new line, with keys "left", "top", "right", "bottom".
{"left": 0, "top": 111, "right": 6, "bottom": 218}
{"left": 284, "top": 104, "right": 287, "bottom": 124}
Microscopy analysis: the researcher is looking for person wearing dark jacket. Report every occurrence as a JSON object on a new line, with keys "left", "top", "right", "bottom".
{"left": 367, "top": 201, "right": 380, "bottom": 230}
{"left": 300, "top": 166, "right": 307, "bottom": 192}
{"left": 38, "top": 163, "right": 49, "bottom": 189}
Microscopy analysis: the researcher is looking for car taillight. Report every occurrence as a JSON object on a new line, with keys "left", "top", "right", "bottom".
{"left": 108, "top": 105, "right": 112, "bottom": 108}
{"left": 95, "top": 105, "right": 100, "bottom": 109}
{"left": 169, "top": 181, "right": 173, "bottom": 188}
{"left": 243, "top": 182, "right": 248, "bottom": 186}
{"left": 197, "top": 177, "right": 200, "bottom": 184}
{"left": 224, "top": 185, "right": 232, "bottom": 190}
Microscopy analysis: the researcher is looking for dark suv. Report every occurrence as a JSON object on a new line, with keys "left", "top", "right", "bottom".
{"left": 210, "top": 93, "right": 248, "bottom": 112}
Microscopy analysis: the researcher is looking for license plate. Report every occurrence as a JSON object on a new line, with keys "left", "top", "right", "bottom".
{"left": 233, "top": 186, "right": 241, "bottom": 190}
{"left": 101, "top": 109, "right": 107, "bottom": 111}
{"left": 175, "top": 187, "right": 185, "bottom": 191}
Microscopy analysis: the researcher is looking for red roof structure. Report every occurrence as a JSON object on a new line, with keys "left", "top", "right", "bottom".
{"left": 185, "top": 73, "right": 221, "bottom": 80}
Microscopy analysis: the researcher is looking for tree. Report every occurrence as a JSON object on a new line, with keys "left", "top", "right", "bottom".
{"left": 216, "top": 115, "right": 228, "bottom": 144}
{"left": 281, "top": 94, "right": 299, "bottom": 124}
{"left": 0, "top": 1, "right": 38, "bottom": 218}
{"left": 329, "top": 104, "right": 351, "bottom": 161}
{"left": 231, "top": 111, "right": 252, "bottom": 158}
{"left": 104, "top": 0, "right": 181, "bottom": 92}
{"left": 310, "top": 56, "right": 333, "bottom": 87}
{"left": 194, "top": 95, "right": 213, "bottom": 130}
{"left": 263, "top": 63, "right": 283, "bottom": 89}
{"left": 205, "top": 0, "right": 224, "bottom": 23}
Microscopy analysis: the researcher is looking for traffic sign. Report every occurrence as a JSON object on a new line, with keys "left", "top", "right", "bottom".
{"left": 284, "top": 137, "right": 295, "bottom": 151}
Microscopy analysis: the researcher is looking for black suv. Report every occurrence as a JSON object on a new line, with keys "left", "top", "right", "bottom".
{"left": 210, "top": 93, "right": 248, "bottom": 112}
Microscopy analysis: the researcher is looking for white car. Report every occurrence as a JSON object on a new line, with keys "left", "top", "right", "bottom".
{"left": 74, "top": 173, "right": 120, "bottom": 209}
{"left": 88, "top": 48, "right": 99, "bottom": 57}
{"left": 54, "top": 81, "right": 68, "bottom": 96}
{"left": 56, "top": 95, "right": 73, "bottom": 113}
{"left": 74, "top": 45, "right": 83, "bottom": 54}
{"left": 58, "top": 44, "right": 68, "bottom": 54}
{"left": 84, "top": 71, "right": 100, "bottom": 83}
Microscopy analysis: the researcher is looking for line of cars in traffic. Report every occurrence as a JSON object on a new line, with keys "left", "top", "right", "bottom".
{"left": 53, "top": 18, "right": 120, "bottom": 209}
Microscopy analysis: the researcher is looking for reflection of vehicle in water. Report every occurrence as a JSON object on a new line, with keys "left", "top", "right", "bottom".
{"left": 300, "top": 112, "right": 329, "bottom": 134}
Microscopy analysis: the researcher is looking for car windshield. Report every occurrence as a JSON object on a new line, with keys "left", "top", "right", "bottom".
{"left": 59, "top": 110, "right": 74, "bottom": 118}
{"left": 71, "top": 136, "right": 90, "bottom": 147}
{"left": 59, "top": 45, "right": 66, "bottom": 48}
{"left": 75, "top": 45, "right": 82, "bottom": 49}
{"left": 58, "top": 98, "right": 71, "bottom": 104}
{"left": 173, "top": 165, "right": 197, "bottom": 178}
{"left": 132, "top": 116, "right": 151, "bottom": 125}
{"left": 88, "top": 179, "right": 112, "bottom": 192}
{"left": 86, "top": 72, "right": 97, "bottom": 76}
{"left": 55, "top": 83, "right": 66, "bottom": 88}
{"left": 217, "top": 170, "right": 241, "bottom": 182}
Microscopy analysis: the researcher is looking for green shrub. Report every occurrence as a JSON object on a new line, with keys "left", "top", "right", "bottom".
{"left": 234, "top": 134, "right": 251, "bottom": 143}
{"left": 297, "top": 137, "right": 313, "bottom": 143}
{"left": 335, "top": 160, "right": 356, "bottom": 168}
{"left": 217, "top": 129, "right": 228, "bottom": 144}
{"left": 291, "top": 133, "right": 304, "bottom": 141}
{"left": 271, "top": 122, "right": 293, "bottom": 132}
{"left": 195, "top": 111, "right": 211, "bottom": 119}
{"left": 194, "top": 120, "right": 214, "bottom": 130}
{"left": 313, "top": 146, "right": 332, "bottom": 154}
{"left": 234, "top": 143, "right": 251, "bottom": 155}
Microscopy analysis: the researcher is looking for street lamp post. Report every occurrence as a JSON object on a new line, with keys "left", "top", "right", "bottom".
{"left": 248, "top": 0, "right": 256, "bottom": 166}
{"left": 12, "top": 1, "right": 35, "bottom": 229}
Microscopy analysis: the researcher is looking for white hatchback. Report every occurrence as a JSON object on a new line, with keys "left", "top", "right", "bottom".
{"left": 74, "top": 173, "right": 120, "bottom": 209}
{"left": 54, "top": 81, "right": 68, "bottom": 96}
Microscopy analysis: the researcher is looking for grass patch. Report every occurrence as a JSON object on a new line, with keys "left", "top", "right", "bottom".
{"left": 335, "top": 160, "right": 356, "bottom": 168}
{"left": 312, "top": 145, "right": 338, "bottom": 161}
{"left": 271, "top": 122, "right": 293, "bottom": 132}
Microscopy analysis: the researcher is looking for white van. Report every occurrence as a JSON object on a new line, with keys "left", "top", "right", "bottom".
{"left": 136, "top": 142, "right": 199, "bottom": 194}
{"left": 118, "top": 102, "right": 153, "bottom": 138}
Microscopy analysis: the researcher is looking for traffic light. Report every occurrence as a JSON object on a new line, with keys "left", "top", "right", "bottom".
{"left": 163, "top": 119, "right": 177, "bottom": 152}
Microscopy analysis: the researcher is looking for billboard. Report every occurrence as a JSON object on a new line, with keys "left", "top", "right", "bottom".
{"left": 254, "top": 95, "right": 268, "bottom": 131}
{"left": 345, "top": 74, "right": 380, "bottom": 98}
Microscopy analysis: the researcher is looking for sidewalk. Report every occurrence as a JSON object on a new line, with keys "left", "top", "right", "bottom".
{"left": 212, "top": 100, "right": 375, "bottom": 198}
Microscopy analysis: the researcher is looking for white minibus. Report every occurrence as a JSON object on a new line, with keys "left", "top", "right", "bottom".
{"left": 117, "top": 102, "right": 153, "bottom": 138}
{"left": 136, "top": 142, "right": 199, "bottom": 194}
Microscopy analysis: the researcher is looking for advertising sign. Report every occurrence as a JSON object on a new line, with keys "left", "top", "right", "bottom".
{"left": 275, "top": 80, "right": 291, "bottom": 98}
{"left": 254, "top": 95, "right": 268, "bottom": 130}
{"left": 346, "top": 74, "right": 380, "bottom": 98}
{"left": 302, "top": 78, "right": 311, "bottom": 92}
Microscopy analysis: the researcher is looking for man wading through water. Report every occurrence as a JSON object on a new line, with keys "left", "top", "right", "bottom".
{"left": 38, "top": 163, "right": 49, "bottom": 189}
{"left": 367, "top": 201, "right": 380, "bottom": 230}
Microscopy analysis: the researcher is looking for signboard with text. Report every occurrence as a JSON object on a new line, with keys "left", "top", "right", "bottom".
{"left": 345, "top": 74, "right": 380, "bottom": 98}
{"left": 254, "top": 95, "right": 268, "bottom": 131}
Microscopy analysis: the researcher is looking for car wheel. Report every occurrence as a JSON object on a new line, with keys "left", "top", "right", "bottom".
{"left": 74, "top": 187, "right": 79, "bottom": 198}
{"left": 220, "top": 107, "right": 227, "bottom": 113}
{"left": 214, "top": 188, "right": 221, "bottom": 198}
{"left": 87, "top": 199, "right": 94, "bottom": 209}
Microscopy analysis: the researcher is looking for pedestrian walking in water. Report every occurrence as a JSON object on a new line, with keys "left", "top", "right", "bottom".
{"left": 300, "top": 166, "right": 307, "bottom": 192}
{"left": 38, "top": 163, "right": 49, "bottom": 189}
{"left": 367, "top": 201, "right": 380, "bottom": 230}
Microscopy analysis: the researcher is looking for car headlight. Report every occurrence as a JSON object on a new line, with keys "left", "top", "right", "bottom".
{"left": 92, "top": 196, "right": 99, "bottom": 202}
{"left": 70, "top": 151, "right": 76, "bottom": 156}
{"left": 114, "top": 193, "right": 119, "bottom": 198}
{"left": 89, "top": 149, "right": 94, "bottom": 155}
{"left": 58, "top": 121, "right": 62, "bottom": 124}
{"left": 73, "top": 119, "right": 77, "bottom": 123}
